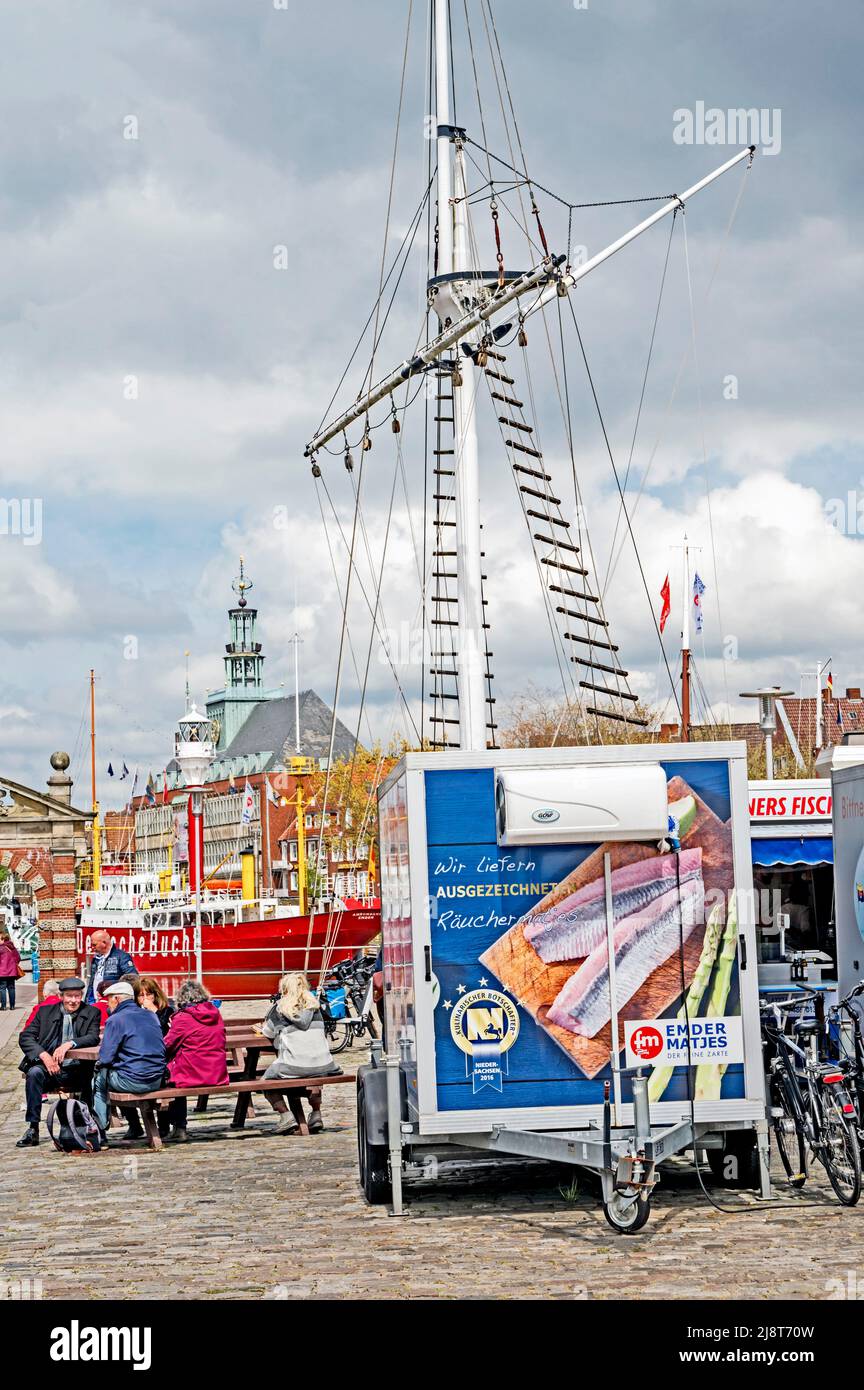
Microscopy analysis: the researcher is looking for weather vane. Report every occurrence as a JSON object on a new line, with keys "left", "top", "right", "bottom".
{"left": 232, "top": 555, "right": 253, "bottom": 609}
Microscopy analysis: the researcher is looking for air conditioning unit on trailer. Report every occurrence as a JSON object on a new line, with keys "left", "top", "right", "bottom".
{"left": 494, "top": 763, "right": 669, "bottom": 846}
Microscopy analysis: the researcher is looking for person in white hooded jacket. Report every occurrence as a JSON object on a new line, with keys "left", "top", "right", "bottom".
{"left": 260, "top": 972, "right": 341, "bottom": 1135}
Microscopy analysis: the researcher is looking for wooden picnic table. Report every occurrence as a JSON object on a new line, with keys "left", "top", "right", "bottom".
{"left": 73, "top": 1031, "right": 275, "bottom": 1129}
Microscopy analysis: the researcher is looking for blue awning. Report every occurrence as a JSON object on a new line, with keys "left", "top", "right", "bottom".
{"left": 751, "top": 837, "right": 833, "bottom": 867}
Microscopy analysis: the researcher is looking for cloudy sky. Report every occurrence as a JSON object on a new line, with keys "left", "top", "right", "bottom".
{"left": 2, "top": 0, "right": 861, "bottom": 808}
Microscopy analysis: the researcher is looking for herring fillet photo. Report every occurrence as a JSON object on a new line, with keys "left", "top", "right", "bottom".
{"left": 545, "top": 875, "right": 706, "bottom": 1037}
{"left": 523, "top": 846, "right": 704, "bottom": 964}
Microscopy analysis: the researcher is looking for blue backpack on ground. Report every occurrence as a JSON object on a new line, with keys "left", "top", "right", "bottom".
{"left": 46, "top": 1097, "right": 103, "bottom": 1154}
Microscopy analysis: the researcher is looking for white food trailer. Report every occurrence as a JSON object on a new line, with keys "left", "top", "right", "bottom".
{"left": 358, "top": 741, "right": 768, "bottom": 1232}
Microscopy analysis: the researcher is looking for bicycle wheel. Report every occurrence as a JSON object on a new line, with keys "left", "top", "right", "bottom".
{"left": 326, "top": 1019, "right": 354, "bottom": 1054}
{"left": 769, "top": 1073, "right": 807, "bottom": 1188}
{"left": 820, "top": 1090, "right": 862, "bottom": 1206}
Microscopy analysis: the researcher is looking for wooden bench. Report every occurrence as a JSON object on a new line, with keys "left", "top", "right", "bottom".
{"left": 109, "top": 1073, "right": 355, "bottom": 1150}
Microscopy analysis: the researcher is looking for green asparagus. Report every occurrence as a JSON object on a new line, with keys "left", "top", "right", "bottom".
{"left": 694, "top": 892, "right": 739, "bottom": 1101}
{"left": 646, "top": 900, "right": 725, "bottom": 1103}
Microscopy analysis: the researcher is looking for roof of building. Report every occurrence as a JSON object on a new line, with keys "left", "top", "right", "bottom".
{"left": 660, "top": 689, "right": 864, "bottom": 763}
{"left": 220, "top": 689, "right": 358, "bottom": 768}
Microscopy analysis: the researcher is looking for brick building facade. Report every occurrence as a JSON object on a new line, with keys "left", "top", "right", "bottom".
{"left": 0, "top": 752, "right": 89, "bottom": 980}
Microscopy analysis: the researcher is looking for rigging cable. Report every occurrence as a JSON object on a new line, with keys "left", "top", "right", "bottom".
{"left": 314, "top": 173, "right": 434, "bottom": 438}
{"left": 601, "top": 211, "right": 678, "bottom": 599}
{"left": 567, "top": 296, "right": 682, "bottom": 718}
{"left": 603, "top": 157, "right": 754, "bottom": 593}
{"left": 315, "top": 471, "right": 421, "bottom": 744}
{"left": 361, "top": 0, "right": 416, "bottom": 399}
{"left": 681, "top": 207, "right": 732, "bottom": 733}
{"left": 465, "top": 137, "right": 677, "bottom": 213}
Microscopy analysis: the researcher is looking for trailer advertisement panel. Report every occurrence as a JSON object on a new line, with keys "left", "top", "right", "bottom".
{"left": 424, "top": 758, "right": 745, "bottom": 1113}
{"left": 832, "top": 765, "right": 864, "bottom": 996}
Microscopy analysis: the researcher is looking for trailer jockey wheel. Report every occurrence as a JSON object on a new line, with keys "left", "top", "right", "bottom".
{"left": 603, "top": 1190, "right": 651, "bottom": 1234}
{"left": 357, "top": 1085, "right": 390, "bottom": 1205}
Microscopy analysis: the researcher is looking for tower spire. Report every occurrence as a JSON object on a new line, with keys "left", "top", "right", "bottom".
{"left": 232, "top": 554, "right": 253, "bottom": 609}
{"left": 224, "top": 556, "right": 265, "bottom": 694}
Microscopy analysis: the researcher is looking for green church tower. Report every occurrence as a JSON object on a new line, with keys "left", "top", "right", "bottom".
{"left": 206, "top": 558, "right": 276, "bottom": 750}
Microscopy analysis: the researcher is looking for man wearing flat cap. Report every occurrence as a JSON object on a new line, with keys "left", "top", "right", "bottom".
{"left": 92, "top": 981, "right": 166, "bottom": 1138}
{"left": 16, "top": 978, "right": 101, "bottom": 1147}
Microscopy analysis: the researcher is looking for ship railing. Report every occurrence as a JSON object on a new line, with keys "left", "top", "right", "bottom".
{"left": 79, "top": 940, "right": 377, "bottom": 999}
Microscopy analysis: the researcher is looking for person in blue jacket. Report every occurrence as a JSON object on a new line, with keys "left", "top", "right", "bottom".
{"left": 92, "top": 981, "right": 166, "bottom": 1137}
{"left": 85, "top": 929, "right": 136, "bottom": 1005}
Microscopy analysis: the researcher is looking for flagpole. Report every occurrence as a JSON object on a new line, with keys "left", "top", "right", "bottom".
{"left": 680, "top": 537, "right": 691, "bottom": 741}
{"left": 292, "top": 633, "right": 302, "bottom": 753}
{"left": 814, "top": 661, "right": 822, "bottom": 750}
{"left": 90, "top": 670, "right": 101, "bottom": 890}
{"left": 264, "top": 777, "right": 272, "bottom": 898}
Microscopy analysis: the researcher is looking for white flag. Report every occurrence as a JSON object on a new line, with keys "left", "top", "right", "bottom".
{"left": 266, "top": 776, "right": 280, "bottom": 807}
{"left": 241, "top": 779, "right": 255, "bottom": 825}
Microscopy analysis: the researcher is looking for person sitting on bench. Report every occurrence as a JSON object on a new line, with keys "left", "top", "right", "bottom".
{"left": 92, "top": 982, "right": 166, "bottom": 1141}
{"left": 161, "top": 980, "right": 229, "bottom": 1144}
{"left": 16, "top": 978, "right": 101, "bottom": 1148}
{"left": 260, "top": 973, "right": 341, "bottom": 1135}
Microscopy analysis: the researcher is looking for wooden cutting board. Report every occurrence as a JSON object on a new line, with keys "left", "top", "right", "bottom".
{"left": 479, "top": 776, "right": 734, "bottom": 1078}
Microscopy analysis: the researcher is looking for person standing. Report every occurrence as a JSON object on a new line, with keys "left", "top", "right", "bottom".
{"left": 0, "top": 931, "right": 22, "bottom": 1011}
{"left": 84, "top": 929, "right": 136, "bottom": 1005}
{"left": 16, "top": 978, "right": 101, "bottom": 1147}
{"left": 92, "top": 982, "right": 166, "bottom": 1139}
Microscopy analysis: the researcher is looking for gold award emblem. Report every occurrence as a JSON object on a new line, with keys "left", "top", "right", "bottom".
{"left": 450, "top": 989, "right": 520, "bottom": 1056}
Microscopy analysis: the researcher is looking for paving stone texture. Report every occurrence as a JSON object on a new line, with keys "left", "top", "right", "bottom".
{"left": 1, "top": 993, "right": 863, "bottom": 1301}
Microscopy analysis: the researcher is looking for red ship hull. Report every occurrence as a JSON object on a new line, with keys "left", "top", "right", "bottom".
{"left": 76, "top": 906, "right": 380, "bottom": 999}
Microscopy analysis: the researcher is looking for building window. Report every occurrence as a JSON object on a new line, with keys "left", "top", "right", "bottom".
{"left": 288, "top": 841, "right": 298, "bottom": 862}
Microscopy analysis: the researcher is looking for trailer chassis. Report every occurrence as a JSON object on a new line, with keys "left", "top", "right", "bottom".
{"left": 365, "top": 1053, "right": 771, "bottom": 1233}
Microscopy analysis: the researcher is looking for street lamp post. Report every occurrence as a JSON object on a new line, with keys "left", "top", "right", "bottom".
{"left": 173, "top": 701, "right": 215, "bottom": 982}
{"left": 739, "top": 687, "right": 794, "bottom": 780}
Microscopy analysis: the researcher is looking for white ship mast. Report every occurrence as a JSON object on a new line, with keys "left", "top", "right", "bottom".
{"left": 305, "top": 3, "right": 757, "bottom": 753}
{"left": 434, "top": 0, "right": 485, "bottom": 749}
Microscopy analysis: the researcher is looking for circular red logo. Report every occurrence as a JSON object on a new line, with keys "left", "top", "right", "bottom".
{"left": 630, "top": 1026, "right": 664, "bottom": 1060}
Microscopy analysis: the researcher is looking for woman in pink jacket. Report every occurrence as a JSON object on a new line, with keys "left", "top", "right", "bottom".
{"left": 161, "top": 979, "right": 229, "bottom": 1143}
{"left": 0, "top": 931, "right": 21, "bottom": 1011}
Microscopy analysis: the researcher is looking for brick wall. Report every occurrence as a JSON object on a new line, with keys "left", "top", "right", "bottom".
{"left": 0, "top": 846, "right": 78, "bottom": 983}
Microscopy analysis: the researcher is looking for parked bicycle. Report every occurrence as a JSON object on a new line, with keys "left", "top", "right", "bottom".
{"left": 761, "top": 992, "right": 861, "bottom": 1206}
{"left": 319, "top": 953, "right": 380, "bottom": 1054}
{"left": 826, "top": 981, "right": 864, "bottom": 1149}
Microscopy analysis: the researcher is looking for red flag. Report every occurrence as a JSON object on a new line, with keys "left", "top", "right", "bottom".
{"left": 659, "top": 574, "right": 671, "bottom": 633}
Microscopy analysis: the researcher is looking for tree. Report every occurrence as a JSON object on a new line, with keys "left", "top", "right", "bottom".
{"left": 296, "top": 742, "right": 405, "bottom": 896}
{"left": 498, "top": 683, "right": 657, "bottom": 748}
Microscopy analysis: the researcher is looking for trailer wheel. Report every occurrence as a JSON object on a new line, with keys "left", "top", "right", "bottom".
{"left": 357, "top": 1084, "right": 390, "bottom": 1206}
{"left": 602, "top": 1190, "right": 651, "bottom": 1234}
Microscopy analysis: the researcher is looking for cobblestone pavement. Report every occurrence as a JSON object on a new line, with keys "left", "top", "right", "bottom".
{"left": 2, "top": 1002, "right": 864, "bottom": 1300}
